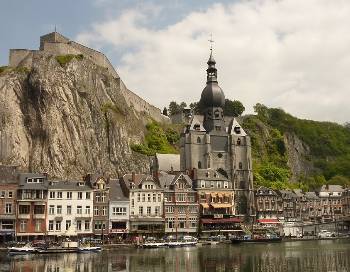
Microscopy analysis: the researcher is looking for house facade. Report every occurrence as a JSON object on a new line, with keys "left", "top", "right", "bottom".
{"left": 159, "top": 172, "right": 199, "bottom": 235}
{"left": 16, "top": 173, "right": 48, "bottom": 239}
{"left": 0, "top": 166, "right": 18, "bottom": 242}
{"left": 109, "top": 179, "right": 129, "bottom": 238}
{"left": 47, "top": 180, "right": 93, "bottom": 239}
{"left": 120, "top": 173, "right": 164, "bottom": 237}
{"left": 255, "top": 186, "right": 283, "bottom": 221}
{"left": 84, "top": 174, "right": 110, "bottom": 238}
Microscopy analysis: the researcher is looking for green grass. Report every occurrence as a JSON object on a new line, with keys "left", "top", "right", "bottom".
{"left": 55, "top": 54, "right": 84, "bottom": 67}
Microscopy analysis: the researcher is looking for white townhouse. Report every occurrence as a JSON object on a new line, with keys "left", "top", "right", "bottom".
{"left": 109, "top": 179, "right": 129, "bottom": 239}
{"left": 47, "top": 180, "right": 94, "bottom": 238}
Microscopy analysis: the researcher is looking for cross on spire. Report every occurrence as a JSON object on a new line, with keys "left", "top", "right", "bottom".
{"left": 208, "top": 34, "right": 214, "bottom": 51}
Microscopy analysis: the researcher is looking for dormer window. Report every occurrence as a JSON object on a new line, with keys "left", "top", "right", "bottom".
{"left": 78, "top": 182, "right": 84, "bottom": 187}
{"left": 194, "top": 124, "right": 200, "bottom": 130}
{"left": 234, "top": 126, "right": 241, "bottom": 134}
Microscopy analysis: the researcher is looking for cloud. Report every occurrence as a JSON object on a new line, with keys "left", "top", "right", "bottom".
{"left": 77, "top": 0, "right": 350, "bottom": 123}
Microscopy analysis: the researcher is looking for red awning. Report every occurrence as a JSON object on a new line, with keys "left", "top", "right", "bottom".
{"left": 257, "top": 219, "right": 281, "bottom": 224}
{"left": 201, "top": 218, "right": 241, "bottom": 224}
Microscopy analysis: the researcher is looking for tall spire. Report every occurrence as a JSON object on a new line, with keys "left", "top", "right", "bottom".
{"left": 206, "top": 50, "right": 218, "bottom": 83}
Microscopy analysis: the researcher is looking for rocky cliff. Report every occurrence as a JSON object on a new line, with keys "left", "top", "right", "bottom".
{"left": 0, "top": 54, "right": 151, "bottom": 179}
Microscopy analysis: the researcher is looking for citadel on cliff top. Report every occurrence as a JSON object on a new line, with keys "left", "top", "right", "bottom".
{"left": 8, "top": 31, "right": 169, "bottom": 123}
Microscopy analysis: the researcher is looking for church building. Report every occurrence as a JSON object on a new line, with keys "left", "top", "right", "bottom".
{"left": 180, "top": 50, "right": 255, "bottom": 219}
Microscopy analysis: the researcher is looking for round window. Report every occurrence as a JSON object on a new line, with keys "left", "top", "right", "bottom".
{"left": 218, "top": 153, "right": 223, "bottom": 158}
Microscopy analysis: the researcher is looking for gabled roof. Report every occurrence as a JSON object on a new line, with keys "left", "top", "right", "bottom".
{"left": 158, "top": 171, "right": 193, "bottom": 189}
{"left": 109, "top": 179, "right": 128, "bottom": 201}
{"left": 228, "top": 118, "right": 247, "bottom": 136}
{"left": 256, "top": 186, "right": 278, "bottom": 196}
{"left": 320, "top": 185, "right": 344, "bottom": 193}
{"left": 305, "top": 192, "right": 319, "bottom": 200}
{"left": 188, "top": 115, "right": 206, "bottom": 132}
{"left": 48, "top": 180, "right": 92, "bottom": 191}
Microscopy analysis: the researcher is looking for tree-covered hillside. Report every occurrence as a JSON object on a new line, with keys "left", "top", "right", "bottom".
{"left": 248, "top": 104, "right": 350, "bottom": 190}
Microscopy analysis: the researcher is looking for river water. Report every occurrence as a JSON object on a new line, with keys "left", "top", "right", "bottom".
{"left": 0, "top": 239, "right": 349, "bottom": 272}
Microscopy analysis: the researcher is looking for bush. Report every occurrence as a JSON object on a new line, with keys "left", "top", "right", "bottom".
{"left": 55, "top": 54, "right": 84, "bottom": 66}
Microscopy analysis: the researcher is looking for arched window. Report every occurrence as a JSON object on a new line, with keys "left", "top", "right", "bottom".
{"left": 237, "top": 138, "right": 241, "bottom": 145}
{"left": 197, "top": 137, "right": 201, "bottom": 143}
{"left": 198, "top": 161, "right": 202, "bottom": 169}
{"left": 214, "top": 110, "right": 220, "bottom": 118}
{"left": 239, "top": 162, "right": 243, "bottom": 169}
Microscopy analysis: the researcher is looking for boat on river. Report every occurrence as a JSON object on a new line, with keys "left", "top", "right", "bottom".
{"left": 231, "top": 233, "right": 282, "bottom": 244}
{"left": 8, "top": 244, "right": 38, "bottom": 255}
{"left": 78, "top": 246, "right": 102, "bottom": 252}
{"left": 36, "top": 241, "right": 78, "bottom": 254}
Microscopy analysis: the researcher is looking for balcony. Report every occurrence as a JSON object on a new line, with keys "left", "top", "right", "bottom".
{"left": 18, "top": 214, "right": 30, "bottom": 219}
{"left": 33, "top": 214, "right": 45, "bottom": 219}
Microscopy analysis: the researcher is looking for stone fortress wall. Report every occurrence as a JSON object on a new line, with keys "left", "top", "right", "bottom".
{"left": 8, "top": 32, "right": 169, "bottom": 123}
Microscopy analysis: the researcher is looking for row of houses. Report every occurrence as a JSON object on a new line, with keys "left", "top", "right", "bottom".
{"left": 255, "top": 185, "right": 347, "bottom": 224}
{"left": 1, "top": 164, "right": 350, "bottom": 242}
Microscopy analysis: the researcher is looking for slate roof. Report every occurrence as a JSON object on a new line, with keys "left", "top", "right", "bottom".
{"left": 319, "top": 185, "right": 344, "bottom": 192}
{"left": 158, "top": 171, "right": 193, "bottom": 189}
{"left": 18, "top": 173, "right": 49, "bottom": 189}
{"left": 305, "top": 192, "right": 319, "bottom": 200}
{"left": 109, "top": 179, "right": 128, "bottom": 201}
{"left": 48, "top": 180, "right": 92, "bottom": 191}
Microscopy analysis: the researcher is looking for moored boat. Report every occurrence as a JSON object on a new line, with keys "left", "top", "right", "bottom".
{"left": 231, "top": 234, "right": 282, "bottom": 244}
{"left": 8, "top": 244, "right": 38, "bottom": 255}
{"left": 78, "top": 246, "right": 102, "bottom": 252}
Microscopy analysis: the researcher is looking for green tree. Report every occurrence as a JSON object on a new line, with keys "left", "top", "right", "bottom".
{"left": 162, "top": 107, "right": 168, "bottom": 116}
{"left": 168, "top": 101, "right": 181, "bottom": 116}
{"left": 224, "top": 99, "right": 245, "bottom": 117}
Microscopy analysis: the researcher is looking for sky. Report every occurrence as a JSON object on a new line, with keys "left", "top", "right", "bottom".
{"left": 1, "top": 0, "right": 350, "bottom": 124}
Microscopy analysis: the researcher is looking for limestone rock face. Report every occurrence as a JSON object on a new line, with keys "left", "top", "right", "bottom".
{"left": 284, "top": 132, "right": 315, "bottom": 180}
{"left": 0, "top": 55, "right": 150, "bottom": 179}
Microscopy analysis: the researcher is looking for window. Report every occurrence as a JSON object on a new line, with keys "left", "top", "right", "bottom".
{"left": 178, "top": 206, "right": 186, "bottom": 213}
{"left": 85, "top": 206, "right": 90, "bottom": 214}
{"left": 20, "top": 220, "right": 27, "bottom": 232}
{"left": 239, "top": 162, "right": 243, "bottom": 169}
{"left": 19, "top": 205, "right": 30, "bottom": 214}
{"left": 197, "top": 137, "right": 201, "bottom": 143}
{"left": 147, "top": 194, "right": 151, "bottom": 202}
{"left": 57, "top": 205, "right": 62, "bottom": 214}
{"left": 211, "top": 181, "right": 214, "bottom": 188}
{"left": 131, "top": 199, "right": 135, "bottom": 208}
{"left": 113, "top": 207, "right": 127, "bottom": 216}
{"left": 67, "top": 205, "right": 72, "bottom": 215}
{"left": 49, "top": 191, "right": 55, "bottom": 199}
{"left": 0, "top": 191, "right": 5, "bottom": 198}
{"left": 153, "top": 194, "right": 156, "bottom": 202}
{"left": 5, "top": 203, "right": 12, "bottom": 214}
{"left": 95, "top": 192, "right": 100, "bottom": 202}
{"left": 94, "top": 207, "right": 99, "bottom": 216}
{"left": 137, "top": 193, "right": 140, "bottom": 202}
{"left": 217, "top": 182, "right": 221, "bottom": 188}
{"left": 34, "top": 205, "right": 45, "bottom": 214}
{"left": 8, "top": 191, "right": 13, "bottom": 198}
{"left": 142, "top": 194, "right": 145, "bottom": 202}
{"left": 102, "top": 206, "right": 107, "bottom": 216}
{"left": 215, "top": 126, "right": 221, "bottom": 131}
{"left": 65, "top": 220, "right": 71, "bottom": 230}
{"left": 155, "top": 206, "right": 160, "bottom": 216}
{"left": 139, "top": 206, "right": 143, "bottom": 215}
{"left": 224, "top": 182, "right": 228, "bottom": 189}
{"left": 101, "top": 192, "right": 106, "bottom": 202}
{"left": 176, "top": 194, "right": 186, "bottom": 202}
{"left": 198, "top": 161, "right": 202, "bottom": 169}
{"left": 35, "top": 190, "right": 44, "bottom": 199}
{"left": 67, "top": 192, "right": 72, "bottom": 199}
{"left": 86, "top": 192, "right": 91, "bottom": 199}
{"left": 49, "top": 220, "right": 54, "bottom": 231}
{"left": 78, "top": 192, "right": 83, "bottom": 199}
{"left": 49, "top": 205, "right": 55, "bottom": 215}
{"left": 237, "top": 138, "right": 241, "bottom": 145}
{"left": 56, "top": 221, "right": 61, "bottom": 231}
{"left": 77, "top": 206, "right": 82, "bottom": 214}
{"left": 85, "top": 220, "right": 90, "bottom": 230}
{"left": 201, "top": 180, "right": 205, "bottom": 188}
{"left": 77, "top": 220, "right": 82, "bottom": 231}
{"left": 31, "top": 218, "right": 43, "bottom": 233}
{"left": 234, "top": 126, "right": 241, "bottom": 134}
{"left": 158, "top": 194, "right": 161, "bottom": 202}
{"left": 147, "top": 207, "right": 151, "bottom": 215}
{"left": 165, "top": 206, "right": 174, "bottom": 213}
{"left": 57, "top": 192, "right": 62, "bottom": 199}
{"left": 94, "top": 222, "right": 101, "bottom": 230}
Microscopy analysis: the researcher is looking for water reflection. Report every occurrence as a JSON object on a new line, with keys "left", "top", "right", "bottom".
{"left": 1, "top": 240, "right": 350, "bottom": 272}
